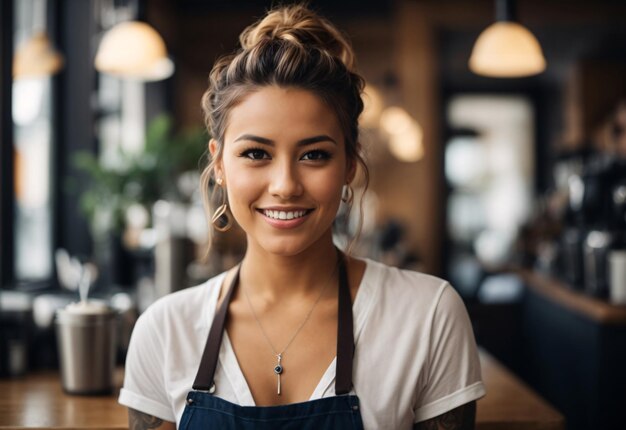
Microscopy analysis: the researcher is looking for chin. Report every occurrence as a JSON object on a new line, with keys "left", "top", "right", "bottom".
{"left": 258, "top": 240, "right": 311, "bottom": 257}
{"left": 251, "top": 231, "right": 332, "bottom": 258}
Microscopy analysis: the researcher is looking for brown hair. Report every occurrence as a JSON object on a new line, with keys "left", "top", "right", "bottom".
{"left": 200, "top": 4, "right": 369, "bottom": 250}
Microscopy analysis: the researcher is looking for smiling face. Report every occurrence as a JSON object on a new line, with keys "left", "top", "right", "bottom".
{"left": 211, "top": 86, "right": 354, "bottom": 257}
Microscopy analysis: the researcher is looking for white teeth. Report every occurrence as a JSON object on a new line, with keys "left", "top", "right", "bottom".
{"left": 263, "top": 210, "right": 307, "bottom": 220}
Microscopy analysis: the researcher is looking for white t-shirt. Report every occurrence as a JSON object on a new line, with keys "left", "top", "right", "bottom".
{"left": 119, "top": 259, "right": 485, "bottom": 429}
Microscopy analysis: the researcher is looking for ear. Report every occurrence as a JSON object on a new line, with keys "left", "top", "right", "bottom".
{"left": 209, "top": 138, "right": 224, "bottom": 179}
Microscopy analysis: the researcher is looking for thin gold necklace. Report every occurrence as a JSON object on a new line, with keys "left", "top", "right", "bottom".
{"left": 241, "top": 262, "right": 338, "bottom": 396}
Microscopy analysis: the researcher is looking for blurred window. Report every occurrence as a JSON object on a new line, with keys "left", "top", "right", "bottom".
{"left": 12, "top": 0, "right": 54, "bottom": 281}
{"left": 1, "top": 0, "right": 146, "bottom": 289}
{"left": 95, "top": 0, "right": 146, "bottom": 168}
{"left": 445, "top": 95, "right": 535, "bottom": 296}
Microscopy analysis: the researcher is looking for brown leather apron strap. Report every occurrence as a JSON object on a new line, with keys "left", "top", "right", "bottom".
{"left": 192, "top": 250, "right": 355, "bottom": 395}
{"left": 192, "top": 266, "right": 240, "bottom": 391}
{"left": 335, "top": 252, "right": 354, "bottom": 395}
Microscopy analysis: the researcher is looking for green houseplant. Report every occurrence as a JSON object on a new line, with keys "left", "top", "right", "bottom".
{"left": 72, "top": 114, "right": 208, "bottom": 237}
{"left": 70, "top": 115, "right": 207, "bottom": 287}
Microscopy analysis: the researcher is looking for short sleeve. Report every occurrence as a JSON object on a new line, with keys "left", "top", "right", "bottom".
{"left": 413, "top": 283, "right": 486, "bottom": 423}
{"left": 118, "top": 308, "right": 176, "bottom": 422}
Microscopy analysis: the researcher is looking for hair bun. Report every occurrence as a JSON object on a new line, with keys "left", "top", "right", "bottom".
{"left": 239, "top": 4, "right": 356, "bottom": 71}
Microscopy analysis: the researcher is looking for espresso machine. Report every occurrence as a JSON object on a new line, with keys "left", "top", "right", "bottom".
{"left": 559, "top": 98, "right": 626, "bottom": 298}
{"left": 561, "top": 164, "right": 586, "bottom": 289}
{"left": 569, "top": 155, "right": 626, "bottom": 298}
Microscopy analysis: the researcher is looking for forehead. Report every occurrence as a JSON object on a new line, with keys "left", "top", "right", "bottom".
{"left": 224, "top": 86, "right": 343, "bottom": 143}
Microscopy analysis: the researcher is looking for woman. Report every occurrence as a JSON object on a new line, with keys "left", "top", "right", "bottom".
{"left": 119, "top": 5, "right": 485, "bottom": 429}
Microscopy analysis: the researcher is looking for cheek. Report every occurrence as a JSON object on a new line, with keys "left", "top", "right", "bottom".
{"left": 224, "top": 167, "right": 260, "bottom": 208}
{"left": 307, "top": 168, "right": 345, "bottom": 204}
{"left": 221, "top": 157, "right": 241, "bottom": 196}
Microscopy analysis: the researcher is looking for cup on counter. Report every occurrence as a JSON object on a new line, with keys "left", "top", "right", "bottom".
{"left": 609, "top": 250, "right": 626, "bottom": 305}
{"left": 55, "top": 301, "right": 118, "bottom": 395}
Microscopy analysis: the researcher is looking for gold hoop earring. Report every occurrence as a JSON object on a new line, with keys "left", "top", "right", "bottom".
{"left": 341, "top": 184, "right": 354, "bottom": 205}
{"left": 212, "top": 181, "right": 232, "bottom": 232}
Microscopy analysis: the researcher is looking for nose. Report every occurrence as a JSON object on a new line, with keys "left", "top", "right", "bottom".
{"left": 268, "top": 158, "right": 303, "bottom": 199}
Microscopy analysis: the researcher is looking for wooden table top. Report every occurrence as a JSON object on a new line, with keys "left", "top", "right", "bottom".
{"left": 0, "top": 349, "right": 563, "bottom": 430}
{"left": 477, "top": 351, "right": 564, "bottom": 430}
{"left": 0, "top": 368, "right": 127, "bottom": 430}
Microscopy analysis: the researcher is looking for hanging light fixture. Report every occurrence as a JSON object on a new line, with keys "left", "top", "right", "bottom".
{"left": 373, "top": 72, "right": 425, "bottom": 162}
{"left": 360, "top": 84, "right": 385, "bottom": 129}
{"left": 380, "top": 106, "right": 424, "bottom": 162}
{"left": 95, "top": 21, "right": 174, "bottom": 81}
{"left": 13, "top": 0, "right": 64, "bottom": 80}
{"left": 469, "top": 0, "right": 546, "bottom": 78}
{"left": 13, "top": 32, "right": 64, "bottom": 79}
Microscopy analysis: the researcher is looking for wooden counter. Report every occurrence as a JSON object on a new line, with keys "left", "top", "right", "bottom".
{"left": 521, "top": 270, "right": 626, "bottom": 324}
{"left": 0, "top": 369, "right": 127, "bottom": 430}
{"left": 477, "top": 351, "right": 564, "bottom": 430}
{"left": 0, "top": 350, "right": 563, "bottom": 430}
{"left": 519, "top": 269, "right": 626, "bottom": 430}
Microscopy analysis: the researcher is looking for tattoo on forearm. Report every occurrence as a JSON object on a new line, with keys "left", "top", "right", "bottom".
{"left": 129, "top": 408, "right": 164, "bottom": 430}
{"left": 414, "top": 401, "right": 476, "bottom": 430}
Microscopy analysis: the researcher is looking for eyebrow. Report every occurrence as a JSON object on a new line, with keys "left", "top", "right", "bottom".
{"left": 233, "top": 134, "right": 337, "bottom": 146}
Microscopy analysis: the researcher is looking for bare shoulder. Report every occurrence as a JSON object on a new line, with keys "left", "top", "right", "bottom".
{"left": 128, "top": 408, "right": 175, "bottom": 430}
{"left": 413, "top": 401, "right": 476, "bottom": 430}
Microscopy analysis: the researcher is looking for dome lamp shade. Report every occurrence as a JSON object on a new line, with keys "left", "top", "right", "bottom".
{"left": 95, "top": 21, "right": 174, "bottom": 81}
{"left": 13, "top": 32, "right": 64, "bottom": 79}
{"left": 469, "top": 0, "right": 546, "bottom": 78}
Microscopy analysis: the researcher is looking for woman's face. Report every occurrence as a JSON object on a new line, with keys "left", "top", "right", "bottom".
{"left": 211, "top": 85, "right": 354, "bottom": 257}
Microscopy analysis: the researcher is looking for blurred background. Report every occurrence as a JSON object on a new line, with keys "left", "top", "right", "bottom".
{"left": 1, "top": 0, "right": 626, "bottom": 429}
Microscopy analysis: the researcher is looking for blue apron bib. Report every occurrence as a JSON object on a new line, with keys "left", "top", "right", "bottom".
{"left": 179, "top": 252, "right": 365, "bottom": 429}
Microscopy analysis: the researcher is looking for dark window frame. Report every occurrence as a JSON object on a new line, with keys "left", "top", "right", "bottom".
{"left": 1, "top": 0, "right": 97, "bottom": 292}
{"left": 1, "top": 0, "right": 16, "bottom": 289}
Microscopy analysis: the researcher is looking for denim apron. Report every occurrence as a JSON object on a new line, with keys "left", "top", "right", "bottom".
{"left": 179, "top": 254, "right": 365, "bottom": 429}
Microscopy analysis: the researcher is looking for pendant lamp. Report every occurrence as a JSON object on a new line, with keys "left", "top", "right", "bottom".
{"left": 13, "top": 32, "right": 64, "bottom": 79}
{"left": 360, "top": 84, "right": 384, "bottom": 129}
{"left": 380, "top": 106, "right": 424, "bottom": 162}
{"left": 469, "top": 0, "right": 546, "bottom": 78}
{"left": 95, "top": 21, "right": 174, "bottom": 81}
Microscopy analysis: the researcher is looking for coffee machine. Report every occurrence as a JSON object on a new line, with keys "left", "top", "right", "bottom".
{"left": 581, "top": 156, "right": 626, "bottom": 297}
{"left": 559, "top": 100, "right": 626, "bottom": 298}
{"left": 561, "top": 166, "right": 586, "bottom": 289}
{"left": 562, "top": 148, "right": 626, "bottom": 298}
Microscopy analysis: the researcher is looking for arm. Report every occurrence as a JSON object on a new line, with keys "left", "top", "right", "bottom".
{"left": 128, "top": 408, "right": 176, "bottom": 430}
{"left": 413, "top": 401, "right": 476, "bottom": 430}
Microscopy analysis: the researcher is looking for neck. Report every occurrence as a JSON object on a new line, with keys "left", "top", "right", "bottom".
{"left": 239, "top": 234, "right": 340, "bottom": 302}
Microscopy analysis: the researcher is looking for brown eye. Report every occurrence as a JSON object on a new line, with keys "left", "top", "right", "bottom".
{"left": 241, "top": 148, "right": 270, "bottom": 160}
{"left": 301, "top": 150, "right": 331, "bottom": 161}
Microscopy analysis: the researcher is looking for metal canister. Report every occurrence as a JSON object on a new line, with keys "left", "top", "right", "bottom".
{"left": 55, "top": 303, "right": 118, "bottom": 395}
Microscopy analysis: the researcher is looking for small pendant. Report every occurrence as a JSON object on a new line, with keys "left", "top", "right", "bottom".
{"left": 274, "top": 354, "right": 283, "bottom": 396}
